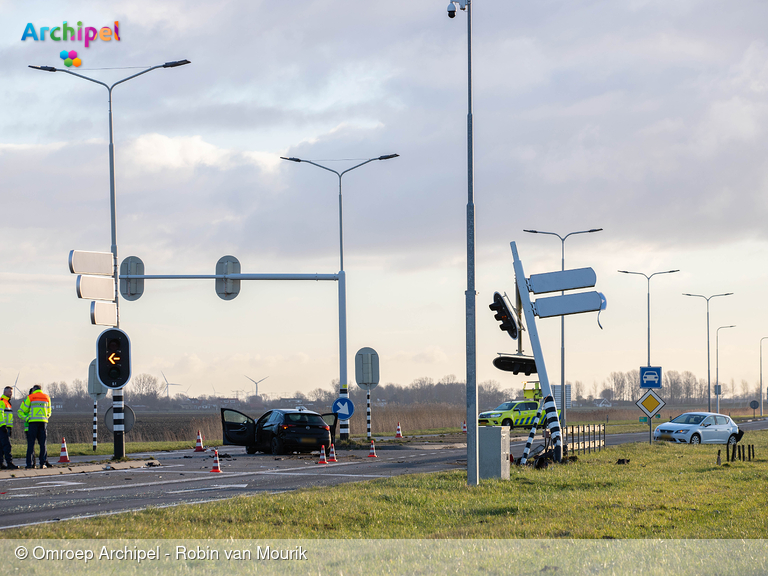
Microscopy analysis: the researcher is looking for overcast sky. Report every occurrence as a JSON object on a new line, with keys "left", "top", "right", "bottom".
{"left": 1, "top": 0, "right": 767, "bottom": 403}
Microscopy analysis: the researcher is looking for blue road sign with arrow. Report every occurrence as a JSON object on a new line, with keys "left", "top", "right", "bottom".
{"left": 332, "top": 397, "right": 355, "bottom": 420}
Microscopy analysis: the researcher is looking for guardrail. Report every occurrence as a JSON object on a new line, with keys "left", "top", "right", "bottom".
{"left": 565, "top": 424, "right": 605, "bottom": 455}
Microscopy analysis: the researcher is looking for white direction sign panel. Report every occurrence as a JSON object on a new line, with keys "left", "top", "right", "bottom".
{"left": 69, "top": 250, "right": 113, "bottom": 276}
{"left": 534, "top": 291, "right": 605, "bottom": 318}
{"left": 90, "top": 301, "right": 117, "bottom": 327}
{"left": 77, "top": 275, "right": 115, "bottom": 301}
{"left": 636, "top": 389, "right": 665, "bottom": 419}
{"left": 528, "top": 267, "right": 597, "bottom": 294}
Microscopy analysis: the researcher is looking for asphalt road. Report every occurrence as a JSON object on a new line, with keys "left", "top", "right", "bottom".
{"left": 1, "top": 418, "right": 765, "bottom": 530}
{"left": 0, "top": 444, "right": 466, "bottom": 530}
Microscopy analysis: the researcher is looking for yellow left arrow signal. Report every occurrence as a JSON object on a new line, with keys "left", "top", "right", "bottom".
{"left": 108, "top": 352, "right": 121, "bottom": 365}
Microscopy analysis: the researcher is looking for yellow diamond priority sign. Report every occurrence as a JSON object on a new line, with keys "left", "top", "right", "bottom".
{"left": 636, "top": 389, "right": 665, "bottom": 418}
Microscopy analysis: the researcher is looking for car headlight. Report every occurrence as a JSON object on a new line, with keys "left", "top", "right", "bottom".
{"left": 673, "top": 429, "right": 687, "bottom": 434}
{"left": 488, "top": 413, "right": 502, "bottom": 418}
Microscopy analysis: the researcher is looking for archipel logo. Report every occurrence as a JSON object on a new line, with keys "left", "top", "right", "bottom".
{"left": 21, "top": 21, "right": 120, "bottom": 47}
{"left": 22, "top": 21, "right": 119, "bottom": 68}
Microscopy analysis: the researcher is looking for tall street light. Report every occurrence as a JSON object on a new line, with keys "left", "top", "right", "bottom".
{"left": 446, "top": 0, "right": 479, "bottom": 486}
{"left": 618, "top": 269, "right": 679, "bottom": 367}
{"left": 760, "top": 337, "right": 768, "bottom": 417}
{"left": 30, "top": 59, "right": 191, "bottom": 459}
{"left": 716, "top": 325, "right": 736, "bottom": 414}
{"left": 280, "top": 154, "right": 398, "bottom": 440}
{"left": 683, "top": 292, "right": 733, "bottom": 412}
{"left": 523, "top": 228, "right": 603, "bottom": 429}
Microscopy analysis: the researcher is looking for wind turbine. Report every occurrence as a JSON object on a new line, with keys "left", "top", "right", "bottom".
{"left": 160, "top": 371, "right": 183, "bottom": 399}
{"left": 245, "top": 376, "right": 268, "bottom": 397}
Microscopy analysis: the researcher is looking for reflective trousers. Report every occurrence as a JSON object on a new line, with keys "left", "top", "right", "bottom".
{"left": 0, "top": 427, "right": 11, "bottom": 466}
{"left": 27, "top": 421, "right": 47, "bottom": 468}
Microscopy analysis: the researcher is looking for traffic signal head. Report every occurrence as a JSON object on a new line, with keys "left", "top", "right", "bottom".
{"left": 96, "top": 328, "right": 131, "bottom": 389}
{"left": 493, "top": 354, "right": 537, "bottom": 376}
{"left": 489, "top": 292, "right": 519, "bottom": 340}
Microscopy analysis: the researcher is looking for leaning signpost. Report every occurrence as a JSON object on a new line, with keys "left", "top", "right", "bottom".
{"left": 509, "top": 241, "right": 606, "bottom": 464}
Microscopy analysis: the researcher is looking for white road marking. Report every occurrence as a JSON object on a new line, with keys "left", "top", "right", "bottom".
{"left": 72, "top": 461, "right": 372, "bottom": 492}
{"left": 167, "top": 484, "right": 249, "bottom": 494}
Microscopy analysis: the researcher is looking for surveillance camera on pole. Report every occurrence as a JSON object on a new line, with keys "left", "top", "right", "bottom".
{"left": 447, "top": 0, "right": 467, "bottom": 18}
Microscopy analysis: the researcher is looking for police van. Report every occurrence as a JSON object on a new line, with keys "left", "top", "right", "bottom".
{"left": 478, "top": 381, "right": 561, "bottom": 429}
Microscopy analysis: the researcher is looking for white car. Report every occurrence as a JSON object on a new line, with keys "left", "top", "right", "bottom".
{"left": 653, "top": 412, "right": 741, "bottom": 445}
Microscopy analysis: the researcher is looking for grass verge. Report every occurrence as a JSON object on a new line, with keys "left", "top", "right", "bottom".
{"left": 8, "top": 430, "right": 768, "bottom": 540}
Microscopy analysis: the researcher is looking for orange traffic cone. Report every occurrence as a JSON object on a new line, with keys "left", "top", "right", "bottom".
{"left": 395, "top": 423, "right": 403, "bottom": 438}
{"left": 57, "top": 438, "right": 70, "bottom": 463}
{"left": 318, "top": 445, "right": 328, "bottom": 465}
{"left": 368, "top": 440, "right": 378, "bottom": 458}
{"left": 210, "top": 449, "right": 222, "bottom": 473}
{"left": 328, "top": 444, "right": 338, "bottom": 462}
{"left": 194, "top": 430, "right": 205, "bottom": 452}
{"left": 462, "top": 420, "right": 467, "bottom": 434}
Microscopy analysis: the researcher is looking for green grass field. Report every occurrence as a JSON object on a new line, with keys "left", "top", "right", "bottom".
{"left": 9, "top": 430, "right": 767, "bottom": 540}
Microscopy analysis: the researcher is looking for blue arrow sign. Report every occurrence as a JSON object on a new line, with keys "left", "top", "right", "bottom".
{"left": 332, "top": 397, "right": 355, "bottom": 420}
{"left": 640, "top": 366, "right": 662, "bottom": 389}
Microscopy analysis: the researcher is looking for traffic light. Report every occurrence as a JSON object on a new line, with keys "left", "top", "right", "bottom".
{"left": 489, "top": 292, "right": 518, "bottom": 339}
{"left": 96, "top": 328, "right": 131, "bottom": 389}
{"left": 493, "top": 354, "right": 537, "bottom": 375}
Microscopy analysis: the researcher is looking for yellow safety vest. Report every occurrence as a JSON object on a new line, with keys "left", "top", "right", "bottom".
{"left": 18, "top": 391, "right": 51, "bottom": 423}
{"left": 0, "top": 396, "right": 11, "bottom": 428}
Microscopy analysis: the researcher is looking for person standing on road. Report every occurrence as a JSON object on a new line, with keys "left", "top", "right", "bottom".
{"left": 23, "top": 387, "right": 36, "bottom": 468}
{"left": 18, "top": 384, "right": 51, "bottom": 469}
{"left": 0, "top": 387, "right": 18, "bottom": 470}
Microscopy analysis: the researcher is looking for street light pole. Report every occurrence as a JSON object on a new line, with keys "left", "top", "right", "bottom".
{"left": 716, "top": 325, "right": 736, "bottom": 414}
{"left": 523, "top": 228, "right": 602, "bottom": 430}
{"left": 760, "top": 337, "right": 767, "bottom": 417}
{"left": 30, "top": 60, "right": 191, "bottom": 458}
{"left": 683, "top": 292, "right": 733, "bottom": 412}
{"left": 618, "top": 269, "right": 679, "bottom": 367}
{"left": 447, "top": 0, "right": 478, "bottom": 486}
{"left": 280, "top": 154, "right": 398, "bottom": 440}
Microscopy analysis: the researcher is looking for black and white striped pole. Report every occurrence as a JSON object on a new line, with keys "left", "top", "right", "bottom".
{"left": 92, "top": 401, "right": 98, "bottom": 452}
{"left": 367, "top": 390, "right": 372, "bottom": 440}
{"left": 87, "top": 359, "right": 108, "bottom": 453}
{"left": 355, "top": 347, "right": 380, "bottom": 441}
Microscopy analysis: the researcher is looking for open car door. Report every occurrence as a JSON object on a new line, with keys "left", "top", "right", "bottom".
{"left": 221, "top": 408, "right": 256, "bottom": 447}
{"left": 321, "top": 413, "right": 338, "bottom": 446}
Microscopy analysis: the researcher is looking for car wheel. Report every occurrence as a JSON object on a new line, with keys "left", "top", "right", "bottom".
{"left": 502, "top": 418, "right": 513, "bottom": 428}
{"left": 727, "top": 434, "right": 737, "bottom": 446}
{"left": 246, "top": 445, "right": 257, "bottom": 455}
{"left": 271, "top": 437, "right": 284, "bottom": 455}
{"left": 690, "top": 433, "right": 701, "bottom": 445}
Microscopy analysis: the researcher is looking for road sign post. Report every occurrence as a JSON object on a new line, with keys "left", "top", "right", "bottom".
{"left": 636, "top": 389, "right": 666, "bottom": 444}
{"left": 355, "top": 347, "right": 380, "bottom": 440}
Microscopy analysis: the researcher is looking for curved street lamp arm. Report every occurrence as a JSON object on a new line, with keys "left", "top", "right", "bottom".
{"left": 110, "top": 64, "right": 165, "bottom": 91}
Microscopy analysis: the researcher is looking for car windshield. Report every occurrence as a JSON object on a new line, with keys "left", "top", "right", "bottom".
{"left": 284, "top": 413, "right": 326, "bottom": 426}
{"left": 670, "top": 414, "right": 706, "bottom": 425}
{"left": 494, "top": 403, "right": 514, "bottom": 411}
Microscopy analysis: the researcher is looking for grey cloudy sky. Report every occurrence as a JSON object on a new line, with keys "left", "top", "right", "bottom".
{"left": 1, "top": 0, "right": 766, "bottom": 402}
